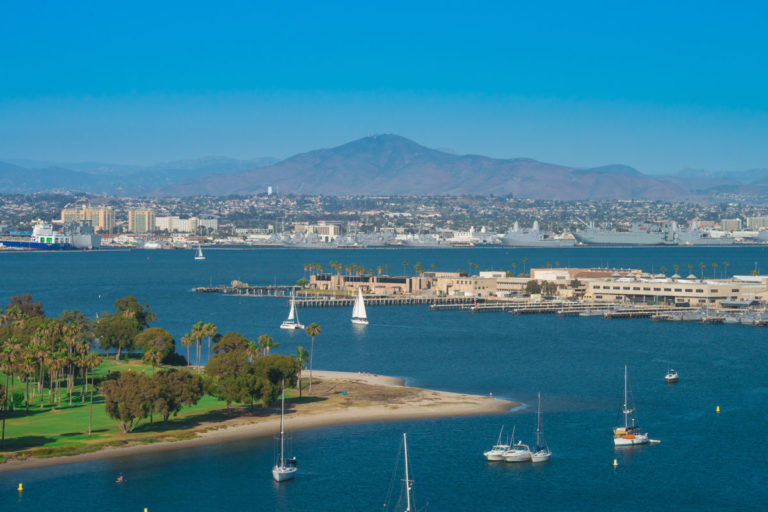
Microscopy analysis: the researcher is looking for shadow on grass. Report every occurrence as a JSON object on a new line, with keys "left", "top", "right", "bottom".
{"left": 2, "top": 435, "right": 58, "bottom": 451}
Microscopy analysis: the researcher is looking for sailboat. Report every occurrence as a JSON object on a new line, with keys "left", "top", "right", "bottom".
{"left": 272, "top": 379, "right": 297, "bottom": 482}
{"left": 383, "top": 433, "right": 427, "bottom": 512}
{"left": 280, "top": 292, "right": 304, "bottom": 330}
{"left": 613, "top": 366, "right": 649, "bottom": 446}
{"left": 351, "top": 287, "right": 368, "bottom": 325}
{"left": 194, "top": 244, "right": 205, "bottom": 260}
{"left": 530, "top": 392, "right": 551, "bottom": 462}
{"left": 483, "top": 425, "right": 510, "bottom": 461}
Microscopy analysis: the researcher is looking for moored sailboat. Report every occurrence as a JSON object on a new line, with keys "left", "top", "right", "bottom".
{"left": 194, "top": 244, "right": 205, "bottom": 260}
{"left": 483, "top": 425, "right": 510, "bottom": 461}
{"left": 531, "top": 392, "right": 551, "bottom": 462}
{"left": 272, "top": 379, "right": 297, "bottom": 482}
{"left": 351, "top": 287, "right": 368, "bottom": 325}
{"left": 613, "top": 366, "right": 649, "bottom": 446}
{"left": 280, "top": 292, "right": 305, "bottom": 330}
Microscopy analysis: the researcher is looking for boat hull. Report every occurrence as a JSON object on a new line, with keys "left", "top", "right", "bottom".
{"left": 613, "top": 434, "right": 649, "bottom": 446}
{"left": 531, "top": 450, "right": 551, "bottom": 463}
{"left": 503, "top": 450, "right": 531, "bottom": 462}
{"left": 483, "top": 448, "right": 508, "bottom": 461}
{"left": 351, "top": 318, "right": 369, "bottom": 325}
{"left": 280, "top": 322, "right": 305, "bottom": 330}
{"left": 272, "top": 466, "right": 297, "bottom": 482}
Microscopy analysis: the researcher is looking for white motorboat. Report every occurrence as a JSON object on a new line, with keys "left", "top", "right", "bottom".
{"left": 530, "top": 392, "right": 552, "bottom": 463}
{"left": 351, "top": 287, "right": 368, "bottom": 325}
{"left": 483, "top": 425, "right": 510, "bottom": 461}
{"left": 665, "top": 369, "right": 679, "bottom": 383}
{"left": 194, "top": 244, "right": 205, "bottom": 260}
{"left": 280, "top": 292, "right": 305, "bottom": 330}
{"left": 613, "top": 366, "right": 650, "bottom": 447}
{"left": 272, "top": 379, "right": 297, "bottom": 482}
{"left": 503, "top": 440, "right": 532, "bottom": 462}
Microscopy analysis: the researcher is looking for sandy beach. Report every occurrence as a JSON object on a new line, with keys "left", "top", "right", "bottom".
{"left": 0, "top": 370, "right": 515, "bottom": 473}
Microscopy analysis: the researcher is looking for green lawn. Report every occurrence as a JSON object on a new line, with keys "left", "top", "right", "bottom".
{"left": 0, "top": 358, "right": 237, "bottom": 461}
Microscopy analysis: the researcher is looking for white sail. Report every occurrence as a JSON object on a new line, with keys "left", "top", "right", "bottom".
{"left": 194, "top": 244, "right": 205, "bottom": 260}
{"left": 287, "top": 295, "right": 296, "bottom": 321}
{"left": 351, "top": 288, "right": 368, "bottom": 324}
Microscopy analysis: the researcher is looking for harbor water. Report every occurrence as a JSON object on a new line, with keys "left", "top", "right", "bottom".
{"left": 1, "top": 246, "right": 767, "bottom": 511}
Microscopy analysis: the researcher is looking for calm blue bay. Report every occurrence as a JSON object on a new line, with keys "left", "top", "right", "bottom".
{"left": 1, "top": 246, "right": 767, "bottom": 511}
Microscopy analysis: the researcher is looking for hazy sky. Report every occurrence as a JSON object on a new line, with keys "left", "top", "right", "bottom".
{"left": 1, "top": 0, "right": 767, "bottom": 173}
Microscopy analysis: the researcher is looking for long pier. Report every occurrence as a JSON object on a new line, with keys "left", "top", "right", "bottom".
{"left": 295, "top": 296, "right": 477, "bottom": 308}
{"left": 193, "top": 285, "right": 299, "bottom": 297}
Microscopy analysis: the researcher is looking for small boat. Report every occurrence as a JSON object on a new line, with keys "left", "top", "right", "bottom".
{"left": 665, "top": 369, "right": 679, "bottom": 383}
{"left": 613, "top": 366, "right": 650, "bottom": 447}
{"left": 194, "top": 244, "right": 205, "bottom": 260}
{"left": 272, "top": 379, "right": 297, "bottom": 482}
{"left": 503, "top": 440, "right": 532, "bottom": 462}
{"left": 280, "top": 292, "right": 305, "bottom": 330}
{"left": 351, "top": 287, "right": 368, "bottom": 325}
{"left": 531, "top": 392, "right": 552, "bottom": 463}
{"left": 483, "top": 425, "right": 510, "bottom": 461}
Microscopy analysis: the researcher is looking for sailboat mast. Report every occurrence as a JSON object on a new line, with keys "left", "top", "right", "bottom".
{"left": 623, "top": 365, "right": 628, "bottom": 428}
{"left": 403, "top": 433, "right": 411, "bottom": 512}
{"left": 279, "top": 379, "right": 285, "bottom": 467}
{"left": 536, "top": 392, "right": 542, "bottom": 446}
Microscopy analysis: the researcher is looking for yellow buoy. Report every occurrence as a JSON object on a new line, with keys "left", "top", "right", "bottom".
{"left": 716, "top": 405, "right": 720, "bottom": 414}
{"left": 613, "top": 459, "right": 618, "bottom": 467}
{"left": 18, "top": 483, "right": 23, "bottom": 492}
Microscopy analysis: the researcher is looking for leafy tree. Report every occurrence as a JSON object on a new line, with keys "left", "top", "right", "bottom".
{"left": 135, "top": 328, "right": 175, "bottom": 360}
{"left": 150, "top": 370, "right": 204, "bottom": 423}
{"left": 95, "top": 313, "right": 140, "bottom": 360}
{"left": 101, "top": 371, "right": 151, "bottom": 433}
{"left": 296, "top": 278, "right": 309, "bottom": 288}
{"left": 114, "top": 296, "right": 156, "bottom": 329}
{"left": 213, "top": 332, "right": 251, "bottom": 353}
{"left": 305, "top": 323, "right": 321, "bottom": 393}
{"left": 5, "top": 294, "right": 44, "bottom": 319}
{"left": 525, "top": 280, "right": 542, "bottom": 295}
{"left": 205, "top": 349, "right": 251, "bottom": 414}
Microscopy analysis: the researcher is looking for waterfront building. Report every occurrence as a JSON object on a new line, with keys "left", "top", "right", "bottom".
{"left": 309, "top": 273, "right": 432, "bottom": 295}
{"left": 128, "top": 209, "right": 156, "bottom": 234}
{"left": 60, "top": 205, "right": 115, "bottom": 233}
{"left": 721, "top": 218, "right": 742, "bottom": 231}
{"left": 746, "top": 216, "right": 768, "bottom": 230}
{"left": 293, "top": 221, "right": 342, "bottom": 241}
{"left": 156, "top": 216, "right": 203, "bottom": 233}
{"left": 584, "top": 275, "right": 768, "bottom": 306}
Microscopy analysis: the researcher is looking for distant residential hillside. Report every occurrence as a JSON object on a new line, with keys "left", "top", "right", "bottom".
{"left": 157, "top": 134, "right": 685, "bottom": 200}
{"left": 1, "top": 135, "right": 765, "bottom": 200}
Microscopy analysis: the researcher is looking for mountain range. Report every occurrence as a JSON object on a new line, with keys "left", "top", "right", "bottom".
{"left": 1, "top": 135, "right": 765, "bottom": 200}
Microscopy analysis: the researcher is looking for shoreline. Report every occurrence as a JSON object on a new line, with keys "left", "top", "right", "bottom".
{"left": 0, "top": 370, "right": 515, "bottom": 473}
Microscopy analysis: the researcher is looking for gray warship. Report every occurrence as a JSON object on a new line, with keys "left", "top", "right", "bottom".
{"left": 573, "top": 221, "right": 676, "bottom": 246}
{"left": 500, "top": 221, "right": 576, "bottom": 247}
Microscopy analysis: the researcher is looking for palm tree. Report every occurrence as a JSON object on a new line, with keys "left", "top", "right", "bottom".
{"left": 673, "top": 264, "right": 680, "bottom": 275}
{"left": 522, "top": 257, "right": 528, "bottom": 274}
{"left": 143, "top": 349, "right": 163, "bottom": 375}
{"left": 402, "top": 261, "right": 409, "bottom": 276}
{"left": 204, "top": 322, "right": 217, "bottom": 365}
{"left": 293, "top": 345, "right": 309, "bottom": 398}
{"left": 258, "top": 334, "right": 279, "bottom": 356}
{"left": 85, "top": 352, "right": 102, "bottom": 436}
{"left": 511, "top": 262, "right": 517, "bottom": 275}
{"left": 688, "top": 264, "right": 694, "bottom": 276}
{"left": 712, "top": 262, "right": 718, "bottom": 279}
{"left": 467, "top": 260, "right": 472, "bottom": 275}
{"left": 191, "top": 321, "right": 205, "bottom": 373}
{"left": 245, "top": 341, "right": 261, "bottom": 362}
{"left": 181, "top": 333, "right": 194, "bottom": 368}
{"left": 699, "top": 262, "right": 706, "bottom": 279}
{"left": 660, "top": 265, "right": 667, "bottom": 275}
{"left": 305, "top": 323, "right": 321, "bottom": 393}
{"left": 377, "top": 266, "right": 383, "bottom": 275}
{"left": 723, "top": 261, "right": 730, "bottom": 278}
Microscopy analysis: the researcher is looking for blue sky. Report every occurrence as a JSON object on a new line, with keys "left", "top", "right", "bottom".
{"left": 1, "top": 0, "right": 767, "bottom": 173}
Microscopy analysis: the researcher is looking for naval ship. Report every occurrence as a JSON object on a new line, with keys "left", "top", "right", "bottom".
{"left": 500, "top": 221, "right": 576, "bottom": 247}
{"left": 573, "top": 221, "right": 677, "bottom": 246}
{"left": 673, "top": 221, "right": 734, "bottom": 246}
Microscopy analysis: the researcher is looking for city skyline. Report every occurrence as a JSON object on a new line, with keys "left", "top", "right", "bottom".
{"left": 2, "top": 1, "right": 768, "bottom": 173}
